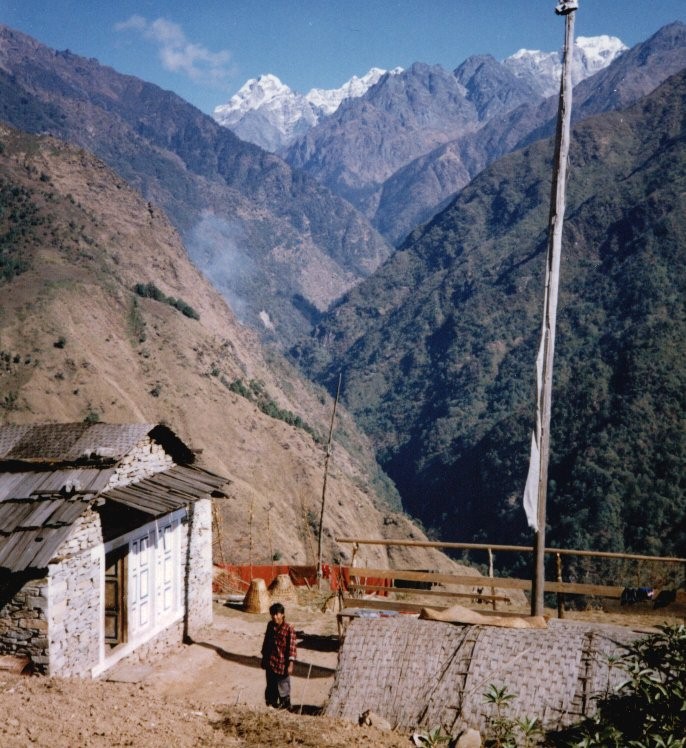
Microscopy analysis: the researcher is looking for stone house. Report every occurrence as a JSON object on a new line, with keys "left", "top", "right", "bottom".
{"left": 0, "top": 422, "right": 227, "bottom": 677}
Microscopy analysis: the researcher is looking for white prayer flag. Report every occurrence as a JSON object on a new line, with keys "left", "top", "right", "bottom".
{"left": 523, "top": 333, "right": 545, "bottom": 530}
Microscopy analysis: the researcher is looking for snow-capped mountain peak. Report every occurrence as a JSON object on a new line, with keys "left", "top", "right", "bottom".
{"left": 213, "top": 67, "right": 401, "bottom": 151}
{"left": 306, "top": 67, "right": 402, "bottom": 114}
{"left": 504, "top": 34, "right": 627, "bottom": 97}
{"left": 214, "top": 74, "right": 293, "bottom": 121}
{"left": 575, "top": 34, "right": 628, "bottom": 75}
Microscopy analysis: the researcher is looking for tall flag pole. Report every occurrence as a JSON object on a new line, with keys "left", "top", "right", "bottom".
{"left": 524, "top": 1, "right": 578, "bottom": 616}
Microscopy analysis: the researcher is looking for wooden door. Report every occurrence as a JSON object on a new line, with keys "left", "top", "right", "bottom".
{"left": 104, "top": 547, "right": 127, "bottom": 648}
{"left": 130, "top": 532, "right": 152, "bottom": 632}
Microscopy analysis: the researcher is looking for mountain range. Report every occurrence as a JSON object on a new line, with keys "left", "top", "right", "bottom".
{"left": 294, "top": 66, "right": 686, "bottom": 565}
{"left": 0, "top": 24, "right": 392, "bottom": 349}
{"left": 1, "top": 24, "right": 683, "bottom": 352}
{"left": 215, "top": 35, "right": 627, "bottom": 152}
{"left": 281, "top": 25, "right": 686, "bottom": 245}
{"left": 373, "top": 22, "right": 686, "bottom": 244}
{"left": 0, "top": 20, "right": 684, "bottom": 569}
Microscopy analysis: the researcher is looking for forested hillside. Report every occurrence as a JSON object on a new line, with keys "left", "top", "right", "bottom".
{"left": 295, "top": 69, "right": 686, "bottom": 564}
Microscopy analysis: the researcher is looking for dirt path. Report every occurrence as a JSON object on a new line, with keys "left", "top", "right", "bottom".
{"left": 0, "top": 598, "right": 411, "bottom": 747}
{"left": 141, "top": 600, "right": 340, "bottom": 715}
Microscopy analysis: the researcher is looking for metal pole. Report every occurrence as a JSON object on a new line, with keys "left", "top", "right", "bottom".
{"left": 316, "top": 372, "right": 342, "bottom": 588}
{"left": 531, "top": 1, "right": 577, "bottom": 616}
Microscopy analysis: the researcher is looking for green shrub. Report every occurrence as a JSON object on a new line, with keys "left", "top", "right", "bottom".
{"left": 83, "top": 407, "right": 100, "bottom": 424}
{"left": 226, "top": 377, "right": 318, "bottom": 440}
{"left": 133, "top": 282, "right": 199, "bottom": 320}
{"left": 0, "top": 179, "right": 36, "bottom": 282}
{"left": 128, "top": 297, "right": 146, "bottom": 342}
{"left": 548, "top": 624, "right": 686, "bottom": 747}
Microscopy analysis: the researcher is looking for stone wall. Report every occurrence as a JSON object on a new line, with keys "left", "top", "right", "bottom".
{"left": 107, "top": 437, "right": 174, "bottom": 488}
{"left": 47, "top": 509, "right": 103, "bottom": 677}
{"left": 115, "top": 620, "right": 185, "bottom": 667}
{"left": 0, "top": 510, "right": 103, "bottom": 676}
{"left": 0, "top": 572, "right": 49, "bottom": 671}
{"left": 182, "top": 498, "right": 213, "bottom": 636}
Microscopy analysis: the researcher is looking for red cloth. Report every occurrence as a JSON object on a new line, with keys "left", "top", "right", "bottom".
{"left": 213, "top": 564, "right": 390, "bottom": 595}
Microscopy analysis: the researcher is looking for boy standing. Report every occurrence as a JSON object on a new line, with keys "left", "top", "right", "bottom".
{"left": 261, "top": 602, "right": 297, "bottom": 710}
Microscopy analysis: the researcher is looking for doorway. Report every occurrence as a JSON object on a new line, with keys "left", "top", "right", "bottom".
{"left": 104, "top": 546, "right": 127, "bottom": 648}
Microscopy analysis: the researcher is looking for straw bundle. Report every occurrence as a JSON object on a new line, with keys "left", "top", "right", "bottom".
{"left": 268, "top": 573, "right": 298, "bottom": 602}
{"left": 243, "top": 578, "right": 271, "bottom": 613}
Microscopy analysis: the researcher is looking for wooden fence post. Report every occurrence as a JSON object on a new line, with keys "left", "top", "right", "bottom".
{"left": 556, "top": 553, "right": 564, "bottom": 618}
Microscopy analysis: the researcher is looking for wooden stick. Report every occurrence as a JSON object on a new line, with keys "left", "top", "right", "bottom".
{"left": 316, "top": 372, "right": 341, "bottom": 588}
{"left": 299, "top": 663, "right": 313, "bottom": 715}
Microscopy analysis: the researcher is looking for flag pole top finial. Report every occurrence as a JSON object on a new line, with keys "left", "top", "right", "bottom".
{"left": 555, "top": 1, "right": 578, "bottom": 15}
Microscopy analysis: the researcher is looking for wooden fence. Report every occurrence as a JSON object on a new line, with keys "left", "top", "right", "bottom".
{"left": 335, "top": 537, "right": 686, "bottom": 620}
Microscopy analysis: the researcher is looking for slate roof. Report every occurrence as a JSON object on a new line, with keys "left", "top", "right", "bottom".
{"left": 0, "top": 422, "right": 194, "bottom": 466}
{"left": 0, "top": 423, "right": 154, "bottom": 463}
{"left": 104, "top": 464, "right": 228, "bottom": 515}
{"left": 0, "top": 496, "right": 95, "bottom": 571}
{"left": 0, "top": 423, "right": 228, "bottom": 573}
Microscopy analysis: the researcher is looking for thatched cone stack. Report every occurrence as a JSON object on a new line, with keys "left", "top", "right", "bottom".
{"left": 268, "top": 573, "right": 297, "bottom": 603}
{"left": 243, "top": 578, "right": 271, "bottom": 613}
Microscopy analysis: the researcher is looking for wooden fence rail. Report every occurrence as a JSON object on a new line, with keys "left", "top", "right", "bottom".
{"left": 335, "top": 537, "right": 686, "bottom": 624}
{"left": 347, "top": 566, "right": 625, "bottom": 599}
{"left": 336, "top": 537, "right": 686, "bottom": 565}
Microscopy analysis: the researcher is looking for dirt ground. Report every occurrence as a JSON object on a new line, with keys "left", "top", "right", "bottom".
{"left": 0, "top": 593, "right": 683, "bottom": 748}
{"left": 0, "top": 596, "right": 412, "bottom": 747}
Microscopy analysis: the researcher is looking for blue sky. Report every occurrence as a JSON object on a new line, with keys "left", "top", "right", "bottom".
{"left": 1, "top": 1, "right": 685, "bottom": 115}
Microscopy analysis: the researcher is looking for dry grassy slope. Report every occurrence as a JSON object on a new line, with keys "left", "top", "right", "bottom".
{"left": 0, "top": 124, "right": 471, "bottom": 575}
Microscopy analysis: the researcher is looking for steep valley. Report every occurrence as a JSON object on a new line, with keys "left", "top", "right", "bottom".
{"left": 0, "top": 123, "right": 460, "bottom": 575}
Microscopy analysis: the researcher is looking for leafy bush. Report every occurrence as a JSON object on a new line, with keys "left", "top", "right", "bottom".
{"left": 548, "top": 624, "right": 686, "bottom": 747}
{"left": 133, "top": 282, "right": 199, "bottom": 320}
{"left": 226, "top": 377, "right": 319, "bottom": 441}
{"left": 83, "top": 407, "right": 100, "bottom": 424}
{"left": 128, "top": 297, "right": 146, "bottom": 342}
{"left": 0, "top": 179, "right": 38, "bottom": 282}
{"left": 482, "top": 684, "right": 542, "bottom": 748}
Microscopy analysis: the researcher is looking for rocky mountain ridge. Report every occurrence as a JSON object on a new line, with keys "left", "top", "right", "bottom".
{"left": 372, "top": 22, "right": 686, "bottom": 243}
{"left": 216, "top": 35, "right": 625, "bottom": 153}
{"left": 0, "top": 24, "right": 392, "bottom": 350}
{"left": 280, "top": 27, "right": 682, "bottom": 245}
